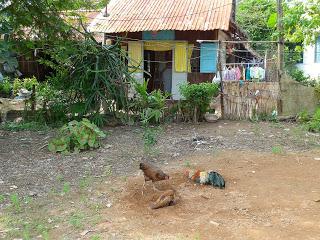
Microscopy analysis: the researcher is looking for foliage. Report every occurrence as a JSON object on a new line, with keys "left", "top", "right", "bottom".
{"left": 306, "top": 108, "right": 320, "bottom": 132}
{"left": 48, "top": 118, "right": 106, "bottom": 153}
{"left": 271, "top": 146, "right": 284, "bottom": 154}
{"left": 179, "top": 82, "right": 219, "bottom": 123}
{"left": 0, "top": 77, "right": 12, "bottom": 96}
{"left": 237, "top": 0, "right": 320, "bottom": 46}
{"left": 297, "top": 110, "right": 311, "bottom": 123}
{"left": 0, "top": 121, "right": 49, "bottom": 131}
{"left": 41, "top": 39, "right": 132, "bottom": 126}
{"left": 13, "top": 77, "right": 38, "bottom": 95}
{"left": 237, "top": 0, "right": 277, "bottom": 43}
{"left": 131, "top": 80, "right": 170, "bottom": 125}
{"left": 314, "top": 85, "right": 320, "bottom": 101}
{"left": 282, "top": 0, "right": 320, "bottom": 45}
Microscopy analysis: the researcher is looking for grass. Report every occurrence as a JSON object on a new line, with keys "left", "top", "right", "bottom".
{"left": 0, "top": 121, "right": 50, "bottom": 132}
{"left": 62, "top": 182, "right": 71, "bottom": 195}
{"left": 68, "top": 212, "right": 85, "bottom": 229}
{"left": 271, "top": 146, "right": 284, "bottom": 154}
{"left": 0, "top": 194, "right": 5, "bottom": 203}
{"left": 10, "top": 193, "right": 21, "bottom": 212}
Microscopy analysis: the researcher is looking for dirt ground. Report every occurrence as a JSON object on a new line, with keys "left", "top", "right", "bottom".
{"left": 1, "top": 121, "right": 320, "bottom": 239}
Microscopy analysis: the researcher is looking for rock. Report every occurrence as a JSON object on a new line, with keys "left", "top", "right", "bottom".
{"left": 264, "top": 223, "right": 273, "bottom": 227}
{"left": 172, "top": 153, "right": 180, "bottom": 158}
{"left": 28, "top": 191, "right": 38, "bottom": 197}
{"left": 9, "top": 185, "right": 18, "bottom": 190}
{"left": 106, "top": 202, "right": 112, "bottom": 208}
{"left": 314, "top": 158, "right": 320, "bottom": 161}
{"left": 80, "top": 230, "right": 93, "bottom": 236}
{"left": 209, "top": 221, "right": 220, "bottom": 226}
{"left": 104, "top": 144, "right": 113, "bottom": 149}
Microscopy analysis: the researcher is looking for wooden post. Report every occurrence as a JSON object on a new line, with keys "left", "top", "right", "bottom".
{"left": 218, "top": 41, "right": 224, "bottom": 119}
{"left": 31, "top": 84, "right": 36, "bottom": 113}
{"left": 277, "top": 0, "right": 284, "bottom": 114}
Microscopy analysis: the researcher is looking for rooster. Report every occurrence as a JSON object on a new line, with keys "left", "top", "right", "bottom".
{"left": 139, "top": 162, "right": 169, "bottom": 195}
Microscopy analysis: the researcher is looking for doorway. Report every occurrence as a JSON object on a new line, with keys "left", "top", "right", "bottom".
{"left": 144, "top": 50, "right": 172, "bottom": 93}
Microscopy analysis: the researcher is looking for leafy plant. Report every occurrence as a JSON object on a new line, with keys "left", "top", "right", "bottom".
{"left": 0, "top": 121, "right": 49, "bottom": 131}
{"left": 10, "top": 193, "right": 21, "bottom": 212}
{"left": 0, "top": 77, "right": 12, "bottom": 96}
{"left": 48, "top": 118, "right": 106, "bottom": 153}
{"left": 179, "top": 82, "right": 219, "bottom": 123}
{"left": 41, "top": 39, "right": 133, "bottom": 126}
{"left": 13, "top": 77, "right": 38, "bottom": 95}
{"left": 306, "top": 108, "right": 320, "bottom": 132}
{"left": 297, "top": 110, "right": 311, "bottom": 123}
{"left": 131, "top": 80, "right": 170, "bottom": 125}
{"left": 272, "top": 146, "right": 284, "bottom": 154}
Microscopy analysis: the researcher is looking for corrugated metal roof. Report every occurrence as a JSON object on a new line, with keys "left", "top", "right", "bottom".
{"left": 89, "top": 0, "right": 233, "bottom": 33}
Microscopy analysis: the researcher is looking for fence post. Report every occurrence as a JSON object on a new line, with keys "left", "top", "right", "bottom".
{"left": 218, "top": 40, "right": 224, "bottom": 119}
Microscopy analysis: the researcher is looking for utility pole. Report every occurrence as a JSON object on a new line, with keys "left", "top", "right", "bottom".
{"left": 277, "top": 0, "right": 284, "bottom": 80}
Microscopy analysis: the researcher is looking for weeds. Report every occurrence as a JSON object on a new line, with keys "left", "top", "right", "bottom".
{"left": 0, "top": 194, "right": 5, "bottom": 203}
{"left": 68, "top": 212, "right": 85, "bottom": 229}
{"left": 10, "top": 194, "right": 21, "bottom": 212}
{"left": 91, "top": 235, "right": 102, "bottom": 240}
{"left": 272, "top": 146, "right": 284, "bottom": 154}
{"left": 104, "top": 165, "right": 113, "bottom": 177}
{"left": 62, "top": 182, "right": 71, "bottom": 195}
{"left": 0, "top": 121, "right": 49, "bottom": 132}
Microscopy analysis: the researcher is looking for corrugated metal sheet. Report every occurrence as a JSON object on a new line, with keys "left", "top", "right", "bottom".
{"left": 89, "top": 0, "right": 233, "bottom": 33}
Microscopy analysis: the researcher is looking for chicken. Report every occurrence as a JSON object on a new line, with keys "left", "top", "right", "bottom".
{"left": 139, "top": 162, "right": 169, "bottom": 195}
{"left": 150, "top": 189, "right": 176, "bottom": 209}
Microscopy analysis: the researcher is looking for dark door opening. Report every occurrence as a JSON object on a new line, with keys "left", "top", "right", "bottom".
{"left": 144, "top": 50, "right": 172, "bottom": 93}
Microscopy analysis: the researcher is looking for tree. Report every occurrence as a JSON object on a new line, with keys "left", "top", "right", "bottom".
{"left": 236, "top": 0, "right": 277, "bottom": 42}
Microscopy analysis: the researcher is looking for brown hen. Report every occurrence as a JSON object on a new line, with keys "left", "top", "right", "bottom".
{"left": 139, "top": 162, "right": 169, "bottom": 195}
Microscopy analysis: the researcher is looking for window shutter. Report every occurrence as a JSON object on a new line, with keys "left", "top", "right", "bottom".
{"left": 200, "top": 43, "right": 218, "bottom": 73}
{"left": 316, "top": 36, "right": 320, "bottom": 63}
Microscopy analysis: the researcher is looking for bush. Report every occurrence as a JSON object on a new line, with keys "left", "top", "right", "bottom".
{"left": 179, "top": 82, "right": 219, "bottom": 123}
{"left": 0, "top": 77, "right": 12, "bottom": 96}
{"left": 289, "top": 68, "right": 309, "bottom": 83}
{"left": 131, "top": 80, "right": 170, "bottom": 125}
{"left": 48, "top": 118, "right": 106, "bottom": 153}
{"left": 13, "top": 76, "right": 38, "bottom": 95}
{"left": 306, "top": 108, "right": 320, "bottom": 132}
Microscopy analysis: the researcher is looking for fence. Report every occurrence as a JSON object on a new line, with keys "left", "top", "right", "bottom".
{"left": 223, "top": 81, "right": 280, "bottom": 120}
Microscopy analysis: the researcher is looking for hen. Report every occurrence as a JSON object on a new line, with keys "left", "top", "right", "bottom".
{"left": 139, "top": 162, "right": 169, "bottom": 195}
{"left": 150, "top": 189, "right": 176, "bottom": 209}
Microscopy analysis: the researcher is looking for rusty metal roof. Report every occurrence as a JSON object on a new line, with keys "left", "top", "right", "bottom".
{"left": 89, "top": 0, "right": 233, "bottom": 33}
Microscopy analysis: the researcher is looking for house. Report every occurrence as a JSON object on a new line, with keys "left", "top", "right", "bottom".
{"left": 296, "top": 36, "right": 320, "bottom": 79}
{"left": 89, "top": 0, "right": 246, "bottom": 100}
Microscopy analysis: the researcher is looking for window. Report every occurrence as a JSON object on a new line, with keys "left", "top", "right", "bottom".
{"left": 316, "top": 36, "right": 320, "bottom": 63}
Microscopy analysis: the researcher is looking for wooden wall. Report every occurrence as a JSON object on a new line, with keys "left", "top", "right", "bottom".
{"left": 223, "top": 81, "right": 280, "bottom": 120}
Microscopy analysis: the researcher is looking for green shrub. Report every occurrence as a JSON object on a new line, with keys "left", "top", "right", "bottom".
{"left": 315, "top": 84, "right": 320, "bottom": 100}
{"left": 0, "top": 77, "right": 12, "bottom": 96}
{"left": 48, "top": 118, "right": 106, "bottom": 153}
{"left": 13, "top": 76, "right": 38, "bottom": 95}
{"left": 289, "top": 68, "right": 309, "bottom": 83}
{"left": 131, "top": 80, "right": 170, "bottom": 125}
{"left": 179, "top": 82, "right": 219, "bottom": 122}
{"left": 306, "top": 108, "right": 320, "bottom": 132}
{"left": 297, "top": 110, "right": 311, "bottom": 123}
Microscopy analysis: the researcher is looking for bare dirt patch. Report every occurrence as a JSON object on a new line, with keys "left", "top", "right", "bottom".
{"left": 82, "top": 150, "right": 320, "bottom": 240}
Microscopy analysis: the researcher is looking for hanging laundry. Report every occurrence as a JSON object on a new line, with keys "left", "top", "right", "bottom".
{"left": 245, "top": 66, "right": 251, "bottom": 80}
{"left": 223, "top": 66, "right": 237, "bottom": 81}
{"left": 258, "top": 67, "right": 266, "bottom": 81}
{"left": 235, "top": 66, "right": 242, "bottom": 80}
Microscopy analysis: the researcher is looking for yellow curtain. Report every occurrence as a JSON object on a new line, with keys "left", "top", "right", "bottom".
{"left": 144, "top": 41, "right": 174, "bottom": 51}
{"left": 175, "top": 42, "right": 188, "bottom": 72}
{"left": 128, "top": 41, "right": 143, "bottom": 72}
{"left": 188, "top": 44, "right": 194, "bottom": 73}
